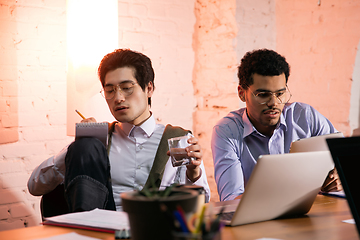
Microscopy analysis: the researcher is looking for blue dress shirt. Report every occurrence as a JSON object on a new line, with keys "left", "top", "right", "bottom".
{"left": 211, "top": 102, "right": 337, "bottom": 201}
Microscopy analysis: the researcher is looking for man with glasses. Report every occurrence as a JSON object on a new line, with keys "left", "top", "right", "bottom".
{"left": 211, "top": 49, "right": 341, "bottom": 201}
{"left": 28, "top": 49, "right": 210, "bottom": 213}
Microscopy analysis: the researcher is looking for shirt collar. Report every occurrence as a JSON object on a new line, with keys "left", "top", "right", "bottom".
{"left": 119, "top": 114, "right": 156, "bottom": 138}
{"left": 279, "top": 113, "right": 287, "bottom": 131}
{"left": 242, "top": 111, "right": 256, "bottom": 137}
{"left": 242, "top": 109, "right": 287, "bottom": 137}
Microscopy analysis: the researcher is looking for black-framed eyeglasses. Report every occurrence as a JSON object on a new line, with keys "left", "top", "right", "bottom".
{"left": 246, "top": 85, "right": 292, "bottom": 105}
{"left": 100, "top": 81, "right": 137, "bottom": 99}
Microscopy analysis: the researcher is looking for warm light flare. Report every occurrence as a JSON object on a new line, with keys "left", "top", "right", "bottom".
{"left": 66, "top": 0, "right": 118, "bottom": 136}
{"left": 67, "top": 0, "right": 118, "bottom": 68}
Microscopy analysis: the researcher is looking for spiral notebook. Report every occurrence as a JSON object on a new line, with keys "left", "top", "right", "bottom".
{"left": 75, "top": 122, "right": 109, "bottom": 146}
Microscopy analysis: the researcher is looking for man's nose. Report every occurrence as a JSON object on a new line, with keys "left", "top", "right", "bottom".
{"left": 113, "top": 88, "right": 126, "bottom": 102}
{"left": 266, "top": 94, "right": 278, "bottom": 106}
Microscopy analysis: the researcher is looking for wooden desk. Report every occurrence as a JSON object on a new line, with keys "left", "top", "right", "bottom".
{"left": 0, "top": 195, "right": 358, "bottom": 240}
{"left": 221, "top": 195, "right": 358, "bottom": 240}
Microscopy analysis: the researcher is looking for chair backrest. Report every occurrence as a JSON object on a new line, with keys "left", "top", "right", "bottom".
{"left": 40, "top": 184, "right": 69, "bottom": 221}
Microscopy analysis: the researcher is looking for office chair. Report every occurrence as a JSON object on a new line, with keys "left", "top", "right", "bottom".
{"left": 40, "top": 184, "right": 69, "bottom": 221}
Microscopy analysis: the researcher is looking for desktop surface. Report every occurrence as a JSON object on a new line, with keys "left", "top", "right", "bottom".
{"left": 0, "top": 195, "right": 358, "bottom": 240}
{"left": 221, "top": 195, "right": 358, "bottom": 240}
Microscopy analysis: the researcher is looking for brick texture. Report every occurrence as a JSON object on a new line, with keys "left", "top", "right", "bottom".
{"left": 0, "top": 0, "right": 359, "bottom": 232}
{"left": 276, "top": 0, "right": 360, "bottom": 136}
{"left": 0, "top": 0, "right": 69, "bottom": 231}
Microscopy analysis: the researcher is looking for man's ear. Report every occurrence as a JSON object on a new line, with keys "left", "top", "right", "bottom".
{"left": 146, "top": 82, "right": 154, "bottom": 97}
{"left": 238, "top": 85, "right": 246, "bottom": 102}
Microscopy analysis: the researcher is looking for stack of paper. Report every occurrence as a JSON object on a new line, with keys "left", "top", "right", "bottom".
{"left": 43, "top": 208, "right": 129, "bottom": 234}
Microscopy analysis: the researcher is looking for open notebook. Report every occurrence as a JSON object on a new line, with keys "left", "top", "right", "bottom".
{"left": 43, "top": 208, "right": 130, "bottom": 235}
{"left": 217, "top": 151, "right": 333, "bottom": 226}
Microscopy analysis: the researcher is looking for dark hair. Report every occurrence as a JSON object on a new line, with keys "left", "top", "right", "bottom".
{"left": 98, "top": 49, "right": 155, "bottom": 106}
{"left": 237, "top": 49, "right": 290, "bottom": 89}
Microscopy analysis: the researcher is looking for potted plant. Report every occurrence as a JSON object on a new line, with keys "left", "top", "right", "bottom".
{"left": 121, "top": 184, "right": 199, "bottom": 240}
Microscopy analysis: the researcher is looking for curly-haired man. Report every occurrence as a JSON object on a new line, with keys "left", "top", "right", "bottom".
{"left": 212, "top": 49, "right": 342, "bottom": 201}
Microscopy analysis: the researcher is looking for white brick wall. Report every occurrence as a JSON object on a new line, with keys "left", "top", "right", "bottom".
{"left": 1, "top": 0, "right": 358, "bottom": 232}
{"left": 118, "top": 0, "right": 197, "bottom": 131}
{"left": 0, "top": 0, "right": 70, "bottom": 231}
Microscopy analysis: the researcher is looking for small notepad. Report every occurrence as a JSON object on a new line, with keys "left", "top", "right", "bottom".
{"left": 75, "top": 122, "right": 109, "bottom": 146}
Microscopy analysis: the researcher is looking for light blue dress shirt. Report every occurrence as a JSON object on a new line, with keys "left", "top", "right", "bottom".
{"left": 211, "top": 102, "right": 337, "bottom": 201}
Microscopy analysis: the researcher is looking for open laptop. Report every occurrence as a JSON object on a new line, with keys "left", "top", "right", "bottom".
{"left": 290, "top": 132, "right": 344, "bottom": 153}
{"left": 326, "top": 136, "right": 360, "bottom": 236}
{"left": 217, "top": 151, "right": 334, "bottom": 226}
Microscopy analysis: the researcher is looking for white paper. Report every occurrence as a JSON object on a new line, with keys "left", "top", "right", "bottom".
{"left": 44, "top": 208, "right": 129, "bottom": 231}
{"left": 343, "top": 219, "right": 355, "bottom": 224}
{"left": 321, "top": 190, "right": 346, "bottom": 198}
{"left": 36, "top": 232, "right": 101, "bottom": 240}
{"left": 256, "top": 238, "right": 283, "bottom": 240}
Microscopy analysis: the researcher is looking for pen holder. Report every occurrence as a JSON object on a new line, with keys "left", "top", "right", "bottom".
{"left": 172, "top": 231, "right": 221, "bottom": 240}
{"left": 175, "top": 185, "right": 206, "bottom": 217}
{"left": 121, "top": 189, "right": 199, "bottom": 240}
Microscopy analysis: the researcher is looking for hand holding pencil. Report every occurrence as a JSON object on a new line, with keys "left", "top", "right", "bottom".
{"left": 75, "top": 110, "right": 96, "bottom": 123}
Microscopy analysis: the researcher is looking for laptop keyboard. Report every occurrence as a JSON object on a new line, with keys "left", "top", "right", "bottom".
{"left": 219, "top": 211, "right": 235, "bottom": 221}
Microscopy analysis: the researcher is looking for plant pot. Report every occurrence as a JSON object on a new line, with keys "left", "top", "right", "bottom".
{"left": 121, "top": 189, "right": 199, "bottom": 240}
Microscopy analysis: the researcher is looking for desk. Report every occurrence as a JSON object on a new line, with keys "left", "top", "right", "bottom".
{"left": 0, "top": 195, "right": 358, "bottom": 240}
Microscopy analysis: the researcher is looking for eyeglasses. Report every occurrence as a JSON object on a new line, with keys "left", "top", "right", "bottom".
{"left": 100, "top": 81, "right": 137, "bottom": 99}
{"left": 246, "top": 85, "right": 292, "bottom": 105}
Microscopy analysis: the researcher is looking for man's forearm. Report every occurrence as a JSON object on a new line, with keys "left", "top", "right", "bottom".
{"left": 186, "top": 167, "right": 202, "bottom": 183}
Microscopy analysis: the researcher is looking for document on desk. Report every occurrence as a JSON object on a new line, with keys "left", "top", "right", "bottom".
{"left": 320, "top": 190, "right": 346, "bottom": 198}
{"left": 43, "top": 208, "right": 129, "bottom": 233}
{"left": 343, "top": 219, "right": 355, "bottom": 224}
{"left": 36, "top": 232, "right": 101, "bottom": 240}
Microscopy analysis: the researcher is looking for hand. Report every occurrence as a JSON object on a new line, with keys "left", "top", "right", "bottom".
{"left": 80, "top": 117, "right": 96, "bottom": 123}
{"left": 167, "top": 136, "right": 203, "bottom": 182}
{"left": 321, "top": 168, "right": 343, "bottom": 192}
{"left": 185, "top": 136, "right": 203, "bottom": 182}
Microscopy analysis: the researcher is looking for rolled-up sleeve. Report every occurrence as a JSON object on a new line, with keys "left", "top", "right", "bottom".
{"left": 27, "top": 145, "right": 69, "bottom": 196}
{"left": 161, "top": 158, "right": 211, "bottom": 203}
{"left": 185, "top": 162, "right": 211, "bottom": 203}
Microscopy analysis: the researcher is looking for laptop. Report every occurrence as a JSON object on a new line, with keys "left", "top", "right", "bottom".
{"left": 290, "top": 132, "right": 344, "bottom": 153}
{"left": 326, "top": 136, "right": 360, "bottom": 236}
{"left": 217, "top": 151, "right": 334, "bottom": 226}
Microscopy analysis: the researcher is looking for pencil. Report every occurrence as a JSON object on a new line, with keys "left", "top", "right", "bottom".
{"left": 195, "top": 205, "right": 207, "bottom": 234}
{"left": 75, "top": 109, "right": 86, "bottom": 119}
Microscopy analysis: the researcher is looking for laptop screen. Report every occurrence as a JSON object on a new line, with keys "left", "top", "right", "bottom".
{"left": 326, "top": 136, "right": 360, "bottom": 236}
{"left": 290, "top": 132, "right": 343, "bottom": 153}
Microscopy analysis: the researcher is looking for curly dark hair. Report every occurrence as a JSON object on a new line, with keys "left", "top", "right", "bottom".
{"left": 98, "top": 49, "right": 155, "bottom": 106}
{"left": 237, "top": 49, "right": 290, "bottom": 89}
